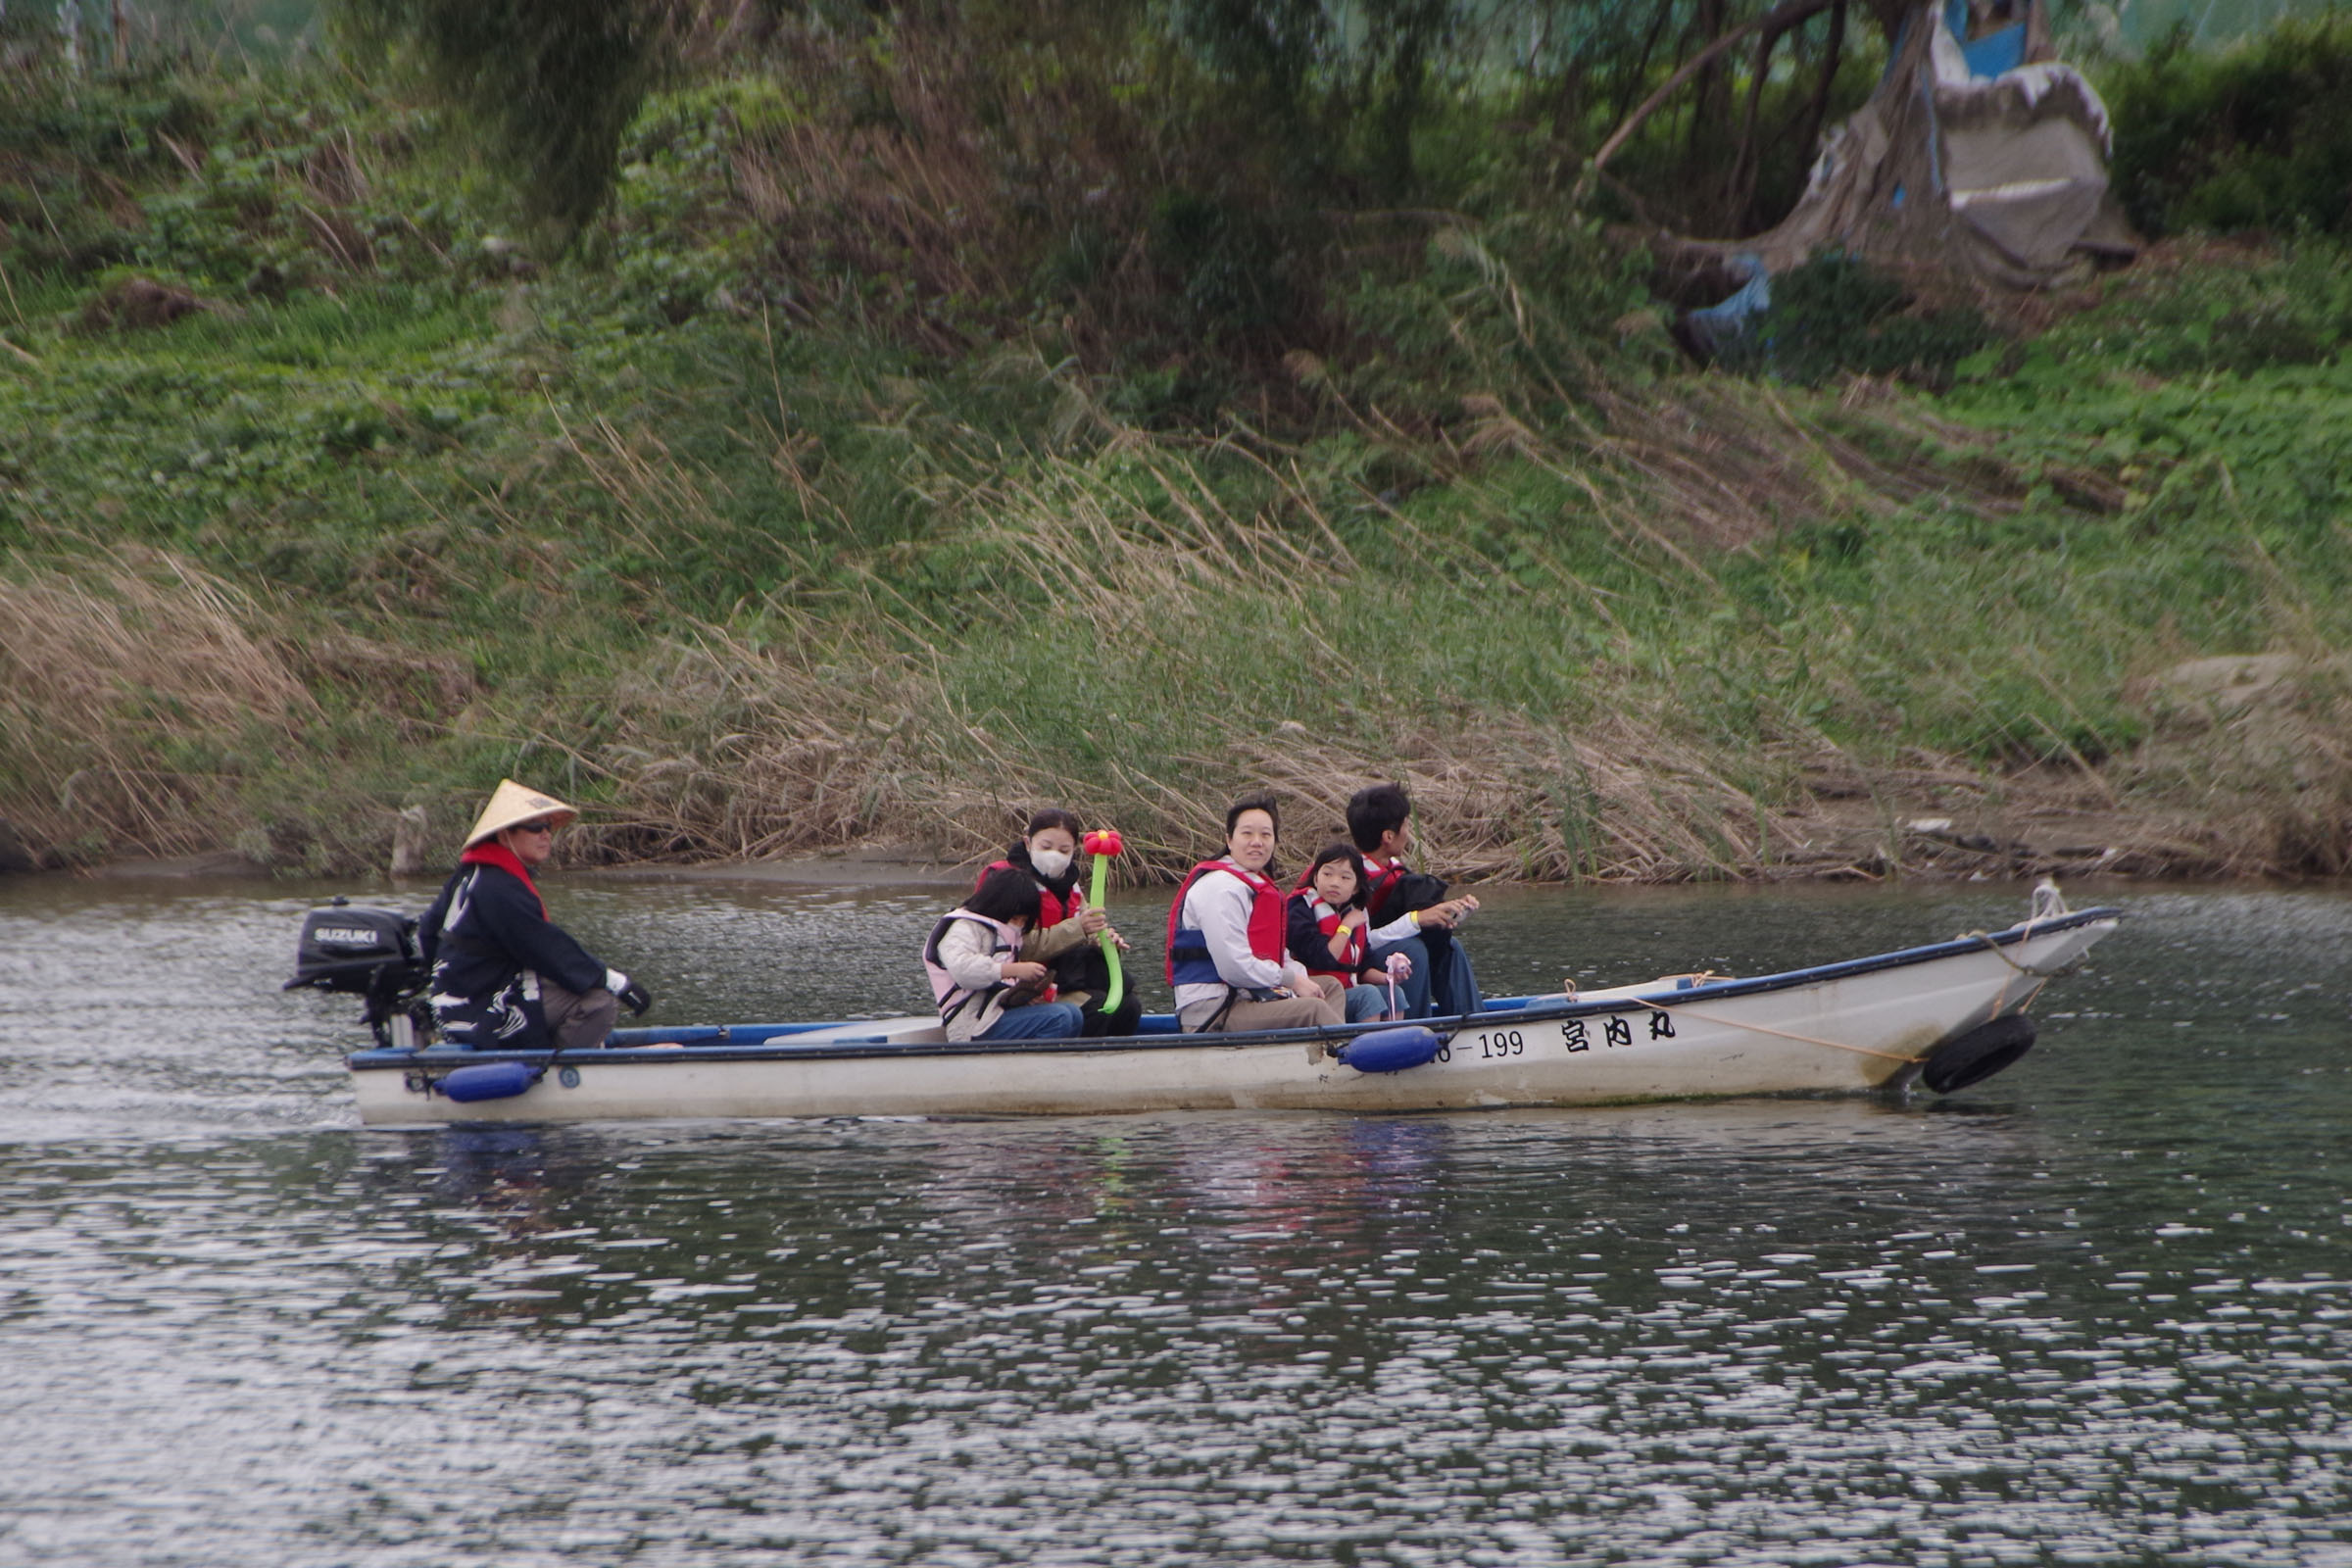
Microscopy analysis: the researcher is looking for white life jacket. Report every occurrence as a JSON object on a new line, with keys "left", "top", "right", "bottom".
{"left": 922, "top": 908, "right": 1023, "bottom": 1029}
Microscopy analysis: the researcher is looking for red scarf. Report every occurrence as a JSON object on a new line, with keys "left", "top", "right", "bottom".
{"left": 460, "top": 841, "right": 547, "bottom": 917}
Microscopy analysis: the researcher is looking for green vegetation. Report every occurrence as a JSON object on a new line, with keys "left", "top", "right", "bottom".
{"left": 1713, "top": 254, "right": 1995, "bottom": 389}
{"left": 4, "top": 6, "right": 2351, "bottom": 881}
{"left": 2104, "top": 10, "right": 2352, "bottom": 239}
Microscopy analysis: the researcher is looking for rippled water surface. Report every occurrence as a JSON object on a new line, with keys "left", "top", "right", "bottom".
{"left": 4, "top": 873, "right": 2349, "bottom": 1566}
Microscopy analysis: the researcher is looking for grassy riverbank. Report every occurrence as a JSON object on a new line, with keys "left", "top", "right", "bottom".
{"left": 6, "top": 35, "right": 2352, "bottom": 883}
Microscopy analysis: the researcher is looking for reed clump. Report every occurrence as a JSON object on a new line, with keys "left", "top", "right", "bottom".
{"left": 0, "top": 549, "right": 314, "bottom": 861}
{"left": 542, "top": 413, "right": 1997, "bottom": 884}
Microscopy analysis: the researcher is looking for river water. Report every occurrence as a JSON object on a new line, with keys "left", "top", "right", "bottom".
{"left": 2, "top": 872, "right": 2347, "bottom": 1567}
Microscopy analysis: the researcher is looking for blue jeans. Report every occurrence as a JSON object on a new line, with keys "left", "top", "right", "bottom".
{"left": 977, "top": 1002, "right": 1085, "bottom": 1041}
{"left": 1342, "top": 984, "right": 1392, "bottom": 1023}
{"left": 1367, "top": 934, "right": 1483, "bottom": 1019}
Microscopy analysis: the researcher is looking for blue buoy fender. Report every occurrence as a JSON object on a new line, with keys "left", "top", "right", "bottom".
{"left": 437, "top": 1060, "right": 542, "bottom": 1102}
{"left": 1338, "top": 1026, "right": 1445, "bottom": 1074}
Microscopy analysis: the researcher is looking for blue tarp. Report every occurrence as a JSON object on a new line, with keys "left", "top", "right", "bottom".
{"left": 1682, "top": 254, "right": 1771, "bottom": 356}
{"left": 1944, "top": 0, "right": 2030, "bottom": 74}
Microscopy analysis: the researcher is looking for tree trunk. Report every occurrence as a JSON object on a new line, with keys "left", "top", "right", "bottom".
{"left": 1686, "top": 0, "right": 1728, "bottom": 171}
{"left": 1725, "top": 18, "right": 1787, "bottom": 217}
{"left": 59, "top": 0, "right": 83, "bottom": 77}
{"left": 1610, "top": 0, "right": 1680, "bottom": 132}
{"left": 1788, "top": 0, "right": 1849, "bottom": 188}
{"left": 1585, "top": 0, "right": 1840, "bottom": 189}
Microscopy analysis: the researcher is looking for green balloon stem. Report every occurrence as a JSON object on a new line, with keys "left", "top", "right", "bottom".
{"left": 1091, "top": 851, "right": 1124, "bottom": 1014}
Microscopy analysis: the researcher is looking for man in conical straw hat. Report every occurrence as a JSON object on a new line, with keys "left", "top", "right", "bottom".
{"left": 416, "top": 780, "right": 652, "bottom": 1051}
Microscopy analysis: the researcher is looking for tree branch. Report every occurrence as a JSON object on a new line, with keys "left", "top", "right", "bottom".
{"left": 1581, "top": 0, "right": 1841, "bottom": 192}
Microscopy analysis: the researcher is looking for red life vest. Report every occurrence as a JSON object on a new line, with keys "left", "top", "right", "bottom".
{"left": 1291, "top": 887, "right": 1365, "bottom": 981}
{"left": 1164, "top": 858, "right": 1287, "bottom": 987}
{"left": 979, "top": 858, "right": 1080, "bottom": 928}
{"left": 1363, "top": 856, "right": 1408, "bottom": 922}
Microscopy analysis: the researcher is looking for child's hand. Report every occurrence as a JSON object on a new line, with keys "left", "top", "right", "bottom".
{"left": 1002, "top": 961, "right": 1050, "bottom": 984}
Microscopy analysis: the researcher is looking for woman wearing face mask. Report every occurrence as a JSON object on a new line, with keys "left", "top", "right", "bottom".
{"left": 974, "top": 808, "right": 1140, "bottom": 1038}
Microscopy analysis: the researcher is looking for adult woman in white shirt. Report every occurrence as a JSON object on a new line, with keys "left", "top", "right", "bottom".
{"left": 1163, "top": 793, "right": 1345, "bottom": 1034}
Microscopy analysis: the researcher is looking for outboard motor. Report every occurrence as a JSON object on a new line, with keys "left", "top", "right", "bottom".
{"left": 286, "top": 897, "right": 430, "bottom": 1049}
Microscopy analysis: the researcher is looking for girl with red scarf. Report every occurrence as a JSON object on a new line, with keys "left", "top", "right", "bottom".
{"left": 1286, "top": 844, "right": 1406, "bottom": 1023}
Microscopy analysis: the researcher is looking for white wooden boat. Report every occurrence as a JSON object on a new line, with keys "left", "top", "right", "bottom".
{"left": 340, "top": 902, "right": 2120, "bottom": 1126}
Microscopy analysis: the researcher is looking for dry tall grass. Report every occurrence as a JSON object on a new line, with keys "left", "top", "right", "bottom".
{"left": 6, "top": 416, "right": 2334, "bottom": 884}
{"left": 547, "top": 414, "right": 1801, "bottom": 882}
{"left": 534, "top": 375, "right": 2352, "bottom": 886}
{"left": 0, "top": 549, "right": 315, "bottom": 858}
{"left": 576, "top": 624, "right": 1785, "bottom": 883}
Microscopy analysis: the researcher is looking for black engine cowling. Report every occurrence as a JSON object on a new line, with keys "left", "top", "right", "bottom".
{"left": 288, "top": 900, "right": 420, "bottom": 992}
{"left": 287, "top": 898, "right": 429, "bottom": 1048}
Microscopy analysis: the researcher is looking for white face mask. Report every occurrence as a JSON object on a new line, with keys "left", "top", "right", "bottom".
{"left": 1030, "top": 848, "right": 1073, "bottom": 879}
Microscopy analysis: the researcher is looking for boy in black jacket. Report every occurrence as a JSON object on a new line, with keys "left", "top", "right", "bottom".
{"left": 1347, "top": 782, "right": 1484, "bottom": 1019}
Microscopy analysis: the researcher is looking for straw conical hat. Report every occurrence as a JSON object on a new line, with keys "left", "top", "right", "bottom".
{"left": 463, "top": 779, "right": 579, "bottom": 849}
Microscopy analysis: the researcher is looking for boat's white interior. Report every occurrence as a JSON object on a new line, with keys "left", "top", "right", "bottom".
{"left": 1561, "top": 973, "right": 1731, "bottom": 1004}
{"left": 763, "top": 1016, "right": 946, "bottom": 1047}
{"left": 630, "top": 975, "right": 1731, "bottom": 1052}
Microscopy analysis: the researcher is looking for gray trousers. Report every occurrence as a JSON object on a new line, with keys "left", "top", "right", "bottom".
{"left": 540, "top": 977, "right": 620, "bottom": 1051}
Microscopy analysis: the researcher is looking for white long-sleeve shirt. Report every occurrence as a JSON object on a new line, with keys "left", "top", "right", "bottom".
{"left": 1172, "top": 862, "right": 1312, "bottom": 1017}
{"left": 931, "top": 911, "right": 1024, "bottom": 1043}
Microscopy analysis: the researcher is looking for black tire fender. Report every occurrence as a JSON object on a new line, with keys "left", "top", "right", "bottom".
{"left": 1922, "top": 1013, "right": 2038, "bottom": 1094}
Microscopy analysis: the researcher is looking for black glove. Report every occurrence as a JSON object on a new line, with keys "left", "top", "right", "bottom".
{"left": 618, "top": 980, "right": 654, "bottom": 1016}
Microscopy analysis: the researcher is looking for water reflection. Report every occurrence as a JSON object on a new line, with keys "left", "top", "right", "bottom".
{"left": 3, "top": 875, "right": 2351, "bottom": 1564}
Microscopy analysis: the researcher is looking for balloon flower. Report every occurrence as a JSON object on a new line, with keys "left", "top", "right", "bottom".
{"left": 1385, "top": 951, "right": 1412, "bottom": 1021}
{"left": 1084, "top": 829, "right": 1126, "bottom": 1014}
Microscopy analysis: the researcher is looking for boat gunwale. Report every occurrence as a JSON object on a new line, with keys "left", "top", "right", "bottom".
{"left": 345, "top": 906, "right": 2122, "bottom": 1073}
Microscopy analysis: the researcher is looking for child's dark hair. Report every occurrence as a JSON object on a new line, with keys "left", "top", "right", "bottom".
{"left": 1224, "top": 791, "right": 1281, "bottom": 840}
{"left": 966, "top": 866, "right": 1044, "bottom": 925}
{"left": 1301, "top": 843, "right": 1369, "bottom": 908}
{"left": 1346, "top": 782, "right": 1411, "bottom": 853}
{"left": 1025, "top": 807, "right": 1083, "bottom": 840}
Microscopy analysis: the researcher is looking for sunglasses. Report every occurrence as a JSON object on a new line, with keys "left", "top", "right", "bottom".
{"left": 513, "top": 821, "right": 557, "bottom": 836}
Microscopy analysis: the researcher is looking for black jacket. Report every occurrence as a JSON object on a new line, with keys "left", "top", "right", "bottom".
{"left": 418, "top": 860, "right": 607, "bottom": 1001}
{"left": 1286, "top": 894, "right": 1364, "bottom": 976}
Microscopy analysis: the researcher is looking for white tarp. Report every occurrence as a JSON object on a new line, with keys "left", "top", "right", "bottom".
{"left": 1937, "top": 78, "right": 2112, "bottom": 270}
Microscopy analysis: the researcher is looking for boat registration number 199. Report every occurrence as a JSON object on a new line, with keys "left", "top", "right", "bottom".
{"left": 1436, "top": 1008, "right": 1676, "bottom": 1062}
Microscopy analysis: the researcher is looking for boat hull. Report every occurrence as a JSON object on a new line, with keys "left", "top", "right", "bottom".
{"left": 346, "top": 909, "right": 2118, "bottom": 1126}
